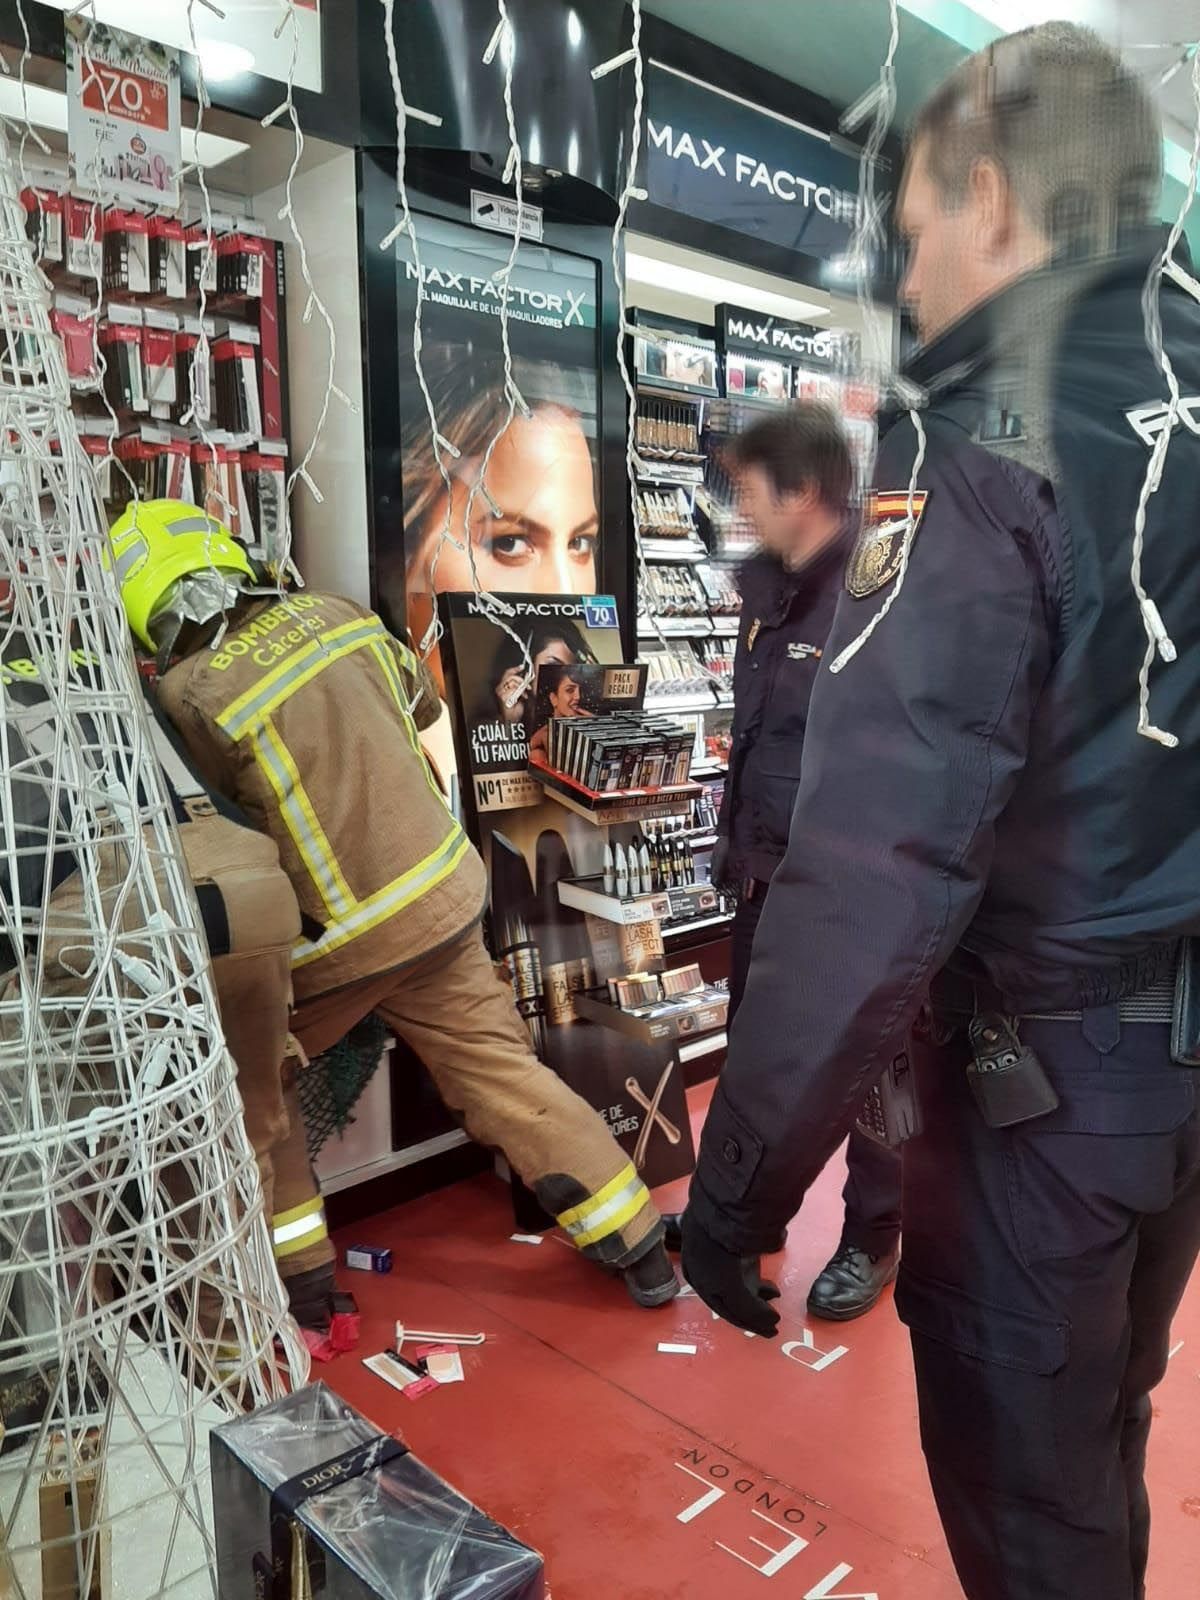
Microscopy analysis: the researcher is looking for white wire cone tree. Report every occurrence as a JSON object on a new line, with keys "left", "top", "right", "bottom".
{"left": 0, "top": 125, "right": 307, "bottom": 1599}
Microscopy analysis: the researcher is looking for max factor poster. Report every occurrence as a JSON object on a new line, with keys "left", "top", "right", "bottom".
{"left": 438, "top": 592, "right": 621, "bottom": 818}
{"left": 439, "top": 590, "right": 694, "bottom": 1196}
{"left": 380, "top": 212, "right": 602, "bottom": 697}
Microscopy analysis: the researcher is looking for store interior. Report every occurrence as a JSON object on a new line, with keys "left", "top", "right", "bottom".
{"left": 0, "top": 2, "right": 1198, "bottom": 1598}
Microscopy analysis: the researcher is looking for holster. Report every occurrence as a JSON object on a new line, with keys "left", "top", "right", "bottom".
{"left": 1171, "top": 936, "right": 1200, "bottom": 1066}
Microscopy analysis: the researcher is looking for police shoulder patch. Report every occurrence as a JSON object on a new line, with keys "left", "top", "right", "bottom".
{"left": 846, "top": 489, "right": 929, "bottom": 599}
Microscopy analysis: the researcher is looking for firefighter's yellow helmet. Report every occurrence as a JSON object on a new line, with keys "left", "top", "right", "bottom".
{"left": 107, "top": 500, "right": 255, "bottom": 651}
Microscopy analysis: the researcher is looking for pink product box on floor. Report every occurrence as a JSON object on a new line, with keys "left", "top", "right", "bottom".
{"left": 211, "top": 1383, "right": 545, "bottom": 1600}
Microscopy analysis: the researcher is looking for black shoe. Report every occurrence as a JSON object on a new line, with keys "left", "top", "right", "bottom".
{"left": 663, "top": 1212, "right": 685, "bottom": 1252}
{"left": 284, "top": 1263, "right": 339, "bottom": 1331}
{"left": 662, "top": 1210, "right": 787, "bottom": 1256}
{"left": 622, "top": 1241, "right": 681, "bottom": 1308}
{"left": 806, "top": 1244, "right": 899, "bottom": 1322}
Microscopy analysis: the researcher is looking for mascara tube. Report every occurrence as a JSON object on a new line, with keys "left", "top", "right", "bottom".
{"left": 615, "top": 841, "right": 629, "bottom": 899}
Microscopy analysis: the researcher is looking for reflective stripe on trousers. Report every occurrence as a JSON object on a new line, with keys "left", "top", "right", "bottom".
{"left": 272, "top": 1194, "right": 328, "bottom": 1260}
{"left": 555, "top": 1162, "right": 652, "bottom": 1249}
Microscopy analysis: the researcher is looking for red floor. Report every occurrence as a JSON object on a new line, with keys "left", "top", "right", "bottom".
{"left": 321, "top": 1085, "right": 1200, "bottom": 1599}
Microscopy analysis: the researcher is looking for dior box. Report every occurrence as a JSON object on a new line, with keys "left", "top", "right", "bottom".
{"left": 211, "top": 1384, "right": 545, "bottom": 1600}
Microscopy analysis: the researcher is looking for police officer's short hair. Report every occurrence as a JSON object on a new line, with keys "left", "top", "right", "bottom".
{"left": 730, "top": 403, "right": 853, "bottom": 510}
{"left": 911, "top": 21, "right": 1162, "bottom": 259}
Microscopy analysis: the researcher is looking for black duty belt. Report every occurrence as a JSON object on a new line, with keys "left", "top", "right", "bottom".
{"left": 1023, "top": 974, "right": 1174, "bottom": 1024}
{"left": 931, "top": 965, "right": 1176, "bottom": 1025}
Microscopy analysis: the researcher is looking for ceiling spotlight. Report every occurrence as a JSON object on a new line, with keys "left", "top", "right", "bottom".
{"left": 197, "top": 41, "right": 256, "bottom": 83}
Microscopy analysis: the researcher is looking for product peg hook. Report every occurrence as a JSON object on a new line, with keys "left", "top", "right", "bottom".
{"left": 395, "top": 1321, "right": 486, "bottom": 1349}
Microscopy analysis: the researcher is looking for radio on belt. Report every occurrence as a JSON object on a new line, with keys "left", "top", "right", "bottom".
{"left": 856, "top": 1050, "right": 923, "bottom": 1149}
{"left": 345, "top": 1244, "right": 393, "bottom": 1274}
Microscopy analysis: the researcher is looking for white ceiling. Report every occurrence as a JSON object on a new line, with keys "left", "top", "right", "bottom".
{"left": 34, "top": 0, "right": 322, "bottom": 93}
{"left": 963, "top": 1, "right": 1199, "bottom": 147}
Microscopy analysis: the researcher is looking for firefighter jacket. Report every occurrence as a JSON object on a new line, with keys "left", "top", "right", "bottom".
{"left": 156, "top": 592, "right": 487, "bottom": 1001}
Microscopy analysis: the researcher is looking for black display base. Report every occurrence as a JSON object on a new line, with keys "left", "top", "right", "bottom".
{"left": 324, "top": 1141, "right": 491, "bottom": 1232}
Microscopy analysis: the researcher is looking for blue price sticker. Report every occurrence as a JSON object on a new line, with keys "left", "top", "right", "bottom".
{"left": 584, "top": 595, "right": 619, "bottom": 629}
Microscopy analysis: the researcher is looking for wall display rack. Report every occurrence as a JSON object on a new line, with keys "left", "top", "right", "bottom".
{"left": 22, "top": 165, "right": 291, "bottom": 567}
{"left": 628, "top": 305, "right": 882, "bottom": 967}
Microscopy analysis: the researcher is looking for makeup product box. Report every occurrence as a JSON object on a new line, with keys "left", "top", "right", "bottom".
{"left": 102, "top": 208, "right": 151, "bottom": 295}
{"left": 575, "top": 984, "right": 729, "bottom": 1044}
{"left": 22, "top": 186, "right": 64, "bottom": 265}
{"left": 211, "top": 1384, "right": 545, "bottom": 1600}
{"left": 150, "top": 216, "right": 188, "bottom": 298}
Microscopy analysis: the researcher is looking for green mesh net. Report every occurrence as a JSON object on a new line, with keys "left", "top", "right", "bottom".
{"left": 297, "top": 1012, "right": 390, "bottom": 1159}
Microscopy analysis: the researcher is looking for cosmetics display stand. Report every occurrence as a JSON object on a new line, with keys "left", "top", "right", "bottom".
{"left": 572, "top": 986, "right": 729, "bottom": 1047}
{"left": 528, "top": 752, "right": 702, "bottom": 827}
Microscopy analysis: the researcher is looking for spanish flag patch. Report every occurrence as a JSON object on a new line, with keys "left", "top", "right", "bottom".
{"left": 846, "top": 489, "right": 929, "bottom": 599}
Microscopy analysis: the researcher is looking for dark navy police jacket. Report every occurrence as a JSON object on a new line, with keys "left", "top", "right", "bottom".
{"left": 720, "top": 539, "right": 849, "bottom": 885}
{"left": 691, "top": 233, "right": 1200, "bottom": 1253}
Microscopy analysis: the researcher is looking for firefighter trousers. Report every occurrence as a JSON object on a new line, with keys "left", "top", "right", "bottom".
{"left": 19, "top": 816, "right": 334, "bottom": 1333}
{"left": 292, "top": 923, "right": 663, "bottom": 1268}
{"left": 181, "top": 816, "right": 335, "bottom": 1296}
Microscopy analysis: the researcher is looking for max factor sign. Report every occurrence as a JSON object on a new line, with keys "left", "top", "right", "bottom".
{"left": 643, "top": 63, "right": 867, "bottom": 261}
{"left": 648, "top": 121, "right": 860, "bottom": 228}
{"left": 719, "top": 304, "right": 837, "bottom": 366}
{"left": 402, "top": 259, "right": 592, "bottom": 331}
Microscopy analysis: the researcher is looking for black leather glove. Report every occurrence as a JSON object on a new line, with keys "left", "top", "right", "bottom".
{"left": 709, "top": 836, "right": 731, "bottom": 891}
{"left": 681, "top": 1210, "right": 781, "bottom": 1338}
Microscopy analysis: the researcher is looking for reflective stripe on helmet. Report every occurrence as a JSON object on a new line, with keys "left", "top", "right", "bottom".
{"left": 163, "top": 514, "right": 224, "bottom": 537}
{"left": 111, "top": 534, "right": 148, "bottom": 586}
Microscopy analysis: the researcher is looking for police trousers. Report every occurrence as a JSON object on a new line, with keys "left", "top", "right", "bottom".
{"left": 897, "top": 1014, "right": 1200, "bottom": 1600}
{"left": 732, "top": 894, "right": 901, "bottom": 1255}
{"left": 292, "top": 923, "right": 662, "bottom": 1268}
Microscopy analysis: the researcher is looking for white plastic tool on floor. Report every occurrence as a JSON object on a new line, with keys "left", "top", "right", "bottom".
{"left": 395, "top": 1321, "right": 487, "bottom": 1349}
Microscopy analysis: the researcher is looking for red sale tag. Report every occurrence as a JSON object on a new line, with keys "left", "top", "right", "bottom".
{"left": 82, "top": 64, "right": 170, "bottom": 132}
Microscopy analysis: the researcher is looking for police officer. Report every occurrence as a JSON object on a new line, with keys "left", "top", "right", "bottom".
{"left": 663, "top": 407, "right": 903, "bottom": 1321}
{"left": 682, "top": 23, "right": 1200, "bottom": 1600}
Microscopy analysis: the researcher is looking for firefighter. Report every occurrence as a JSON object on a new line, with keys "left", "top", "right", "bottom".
{"left": 108, "top": 502, "right": 677, "bottom": 1308}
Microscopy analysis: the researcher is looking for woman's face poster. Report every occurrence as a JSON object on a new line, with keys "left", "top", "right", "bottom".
{"left": 378, "top": 212, "right": 604, "bottom": 698}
